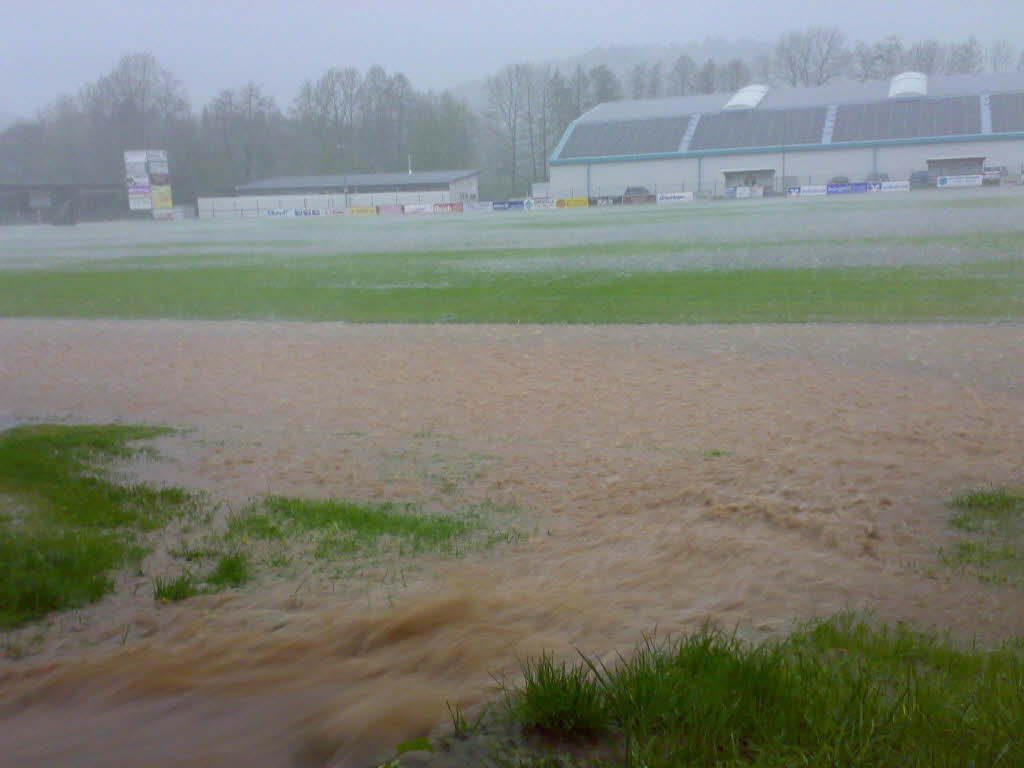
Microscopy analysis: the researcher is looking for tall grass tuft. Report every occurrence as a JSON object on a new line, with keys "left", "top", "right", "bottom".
{"left": 503, "top": 614, "right": 1024, "bottom": 766}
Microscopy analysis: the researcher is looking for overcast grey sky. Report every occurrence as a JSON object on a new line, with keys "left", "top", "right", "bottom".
{"left": 3, "top": 0, "right": 1023, "bottom": 118}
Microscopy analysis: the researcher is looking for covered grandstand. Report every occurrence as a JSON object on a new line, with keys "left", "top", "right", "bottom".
{"left": 548, "top": 72, "right": 1024, "bottom": 198}
{"left": 198, "top": 169, "right": 480, "bottom": 218}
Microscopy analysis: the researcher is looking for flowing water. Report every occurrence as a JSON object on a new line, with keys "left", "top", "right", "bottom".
{"left": 2, "top": 319, "right": 1023, "bottom": 766}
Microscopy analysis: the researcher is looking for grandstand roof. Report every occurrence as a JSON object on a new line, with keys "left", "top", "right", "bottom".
{"left": 236, "top": 169, "right": 478, "bottom": 195}
{"left": 551, "top": 72, "right": 1024, "bottom": 165}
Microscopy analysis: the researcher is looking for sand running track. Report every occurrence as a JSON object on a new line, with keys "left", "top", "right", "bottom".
{"left": 1, "top": 319, "right": 1023, "bottom": 766}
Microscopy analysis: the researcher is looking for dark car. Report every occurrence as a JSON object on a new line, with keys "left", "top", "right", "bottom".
{"left": 865, "top": 172, "right": 890, "bottom": 183}
{"left": 909, "top": 170, "right": 930, "bottom": 189}
{"left": 622, "top": 186, "right": 656, "bottom": 204}
{"left": 828, "top": 175, "right": 850, "bottom": 185}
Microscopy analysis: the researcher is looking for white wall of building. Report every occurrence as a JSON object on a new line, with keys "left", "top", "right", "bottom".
{"left": 197, "top": 187, "right": 466, "bottom": 219}
{"left": 549, "top": 138, "right": 1024, "bottom": 198}
{"left": 450, "top": 175, "right": 479, "bottom": 202}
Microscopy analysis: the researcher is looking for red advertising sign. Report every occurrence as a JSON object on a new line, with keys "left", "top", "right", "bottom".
{"left": 376, "top": 204, "right": 404, "bottom": 215}
{"left": 432, "top": 202, "right": 464, "bottom": 214}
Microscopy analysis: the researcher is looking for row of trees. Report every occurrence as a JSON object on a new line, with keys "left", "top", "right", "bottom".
{"left": 3, "top": 29, "right": 1024, "bottom": 205}
{"left": 0, "top": 54, "right": 478, "bottom": 204}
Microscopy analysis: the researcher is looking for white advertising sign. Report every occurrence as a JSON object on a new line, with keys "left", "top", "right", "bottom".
{"left": 403, "top": 203, "right": 434, "bottom": 214}
{"left": 937, "top": 175, "right": 983, "bottom": 188}
{"left": 657, "top": 192, "right": 694, "bottom": 203}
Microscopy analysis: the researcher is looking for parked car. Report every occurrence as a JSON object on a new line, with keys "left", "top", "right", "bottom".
{"left": 865, "top": 172, "right": 890, "bottom": 183}
{"left": 622, "top": 186, "right": 656, "bottom": 204}
{"left": 983, "top": 165, "right": 1008, "bottom": 185}
{"left": 828, "top": 175, "right": 850, "bottom": 185}
{"left": 909, "top": 170, "right": 931, "bottom": 189}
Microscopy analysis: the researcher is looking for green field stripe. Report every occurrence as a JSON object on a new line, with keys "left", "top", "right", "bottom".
{"left": 1, "top": 260, "right": 1021, "bottom": 323}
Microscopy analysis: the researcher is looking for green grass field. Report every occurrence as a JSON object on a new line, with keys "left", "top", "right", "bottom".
{"left": 2, "top": 194, "right": 1024, "bottom": 323}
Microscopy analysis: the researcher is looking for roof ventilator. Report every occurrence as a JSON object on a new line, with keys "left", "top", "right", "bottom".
{"left": 723, "top": 84, "right": 769, "bottom": 111}
{"left": 889, "top": 71, "right": 927, "bottom": 99}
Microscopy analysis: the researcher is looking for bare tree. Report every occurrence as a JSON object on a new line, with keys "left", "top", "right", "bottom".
{"left": 589, "top": 65, "right": 622, "bottom": 105}
{"left": 669, "top": 54, "right": 696, "bottom": 96}
{"left": 989, "top": 40, "right": 1016, "bottom": 72}
{"left": 628, "top": 63, "right": 648, "bottom": 99}
{"left": 946, "top": 37, "right": 984, "bottom": 74}
{"left": 851, "top": 36, "right": 903, "bottom": 81}
{"left": 646, "top": 61, "right": 663, "bottom": 98}
{"left": 720, "top": 58, "right": 751, "bottom": 91}
{"left": 772, "top": 27, "right": 850, "bottom": 87}
{"left": 487, "top": 64, "right": 526, "bottom": 190}
{"left": 751, "top": 53, "right": 774, "bottom": 85}
{"left": 693, "top": 59, "right": 717, "bottom": 94}
{"left": 904, "top": 40, "right": 946, "bottom": 75}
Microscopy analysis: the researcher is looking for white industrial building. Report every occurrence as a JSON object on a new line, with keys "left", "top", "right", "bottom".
{"left": 548, "top": 72, "right": 1024, "bottom": 198}
{"left": 199, "top": 169, "right": 479, "bottom": 218}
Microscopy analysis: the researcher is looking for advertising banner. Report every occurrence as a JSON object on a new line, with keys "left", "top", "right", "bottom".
{"left": 151, "top": 185, "right": 174, "bottom": 220}
{"left": 125, "top": 149, "right": 152, "bottom": 211}
{"left": 347, "top": 206, "right": 378, "bottom": 216}
{"left": 463, "top": 201, "right": 492, "bottom": 213}
{"left": 657, "top": 192, "right": 694, "bottom": 203}
{"left": 376, "top": 204, "right": 404, "bottom": 215}
{"left": 492, "top": 201, "right": 510, "bottom": 210}
{"left": 826, "top": 182, "right": 870, "bottom": 195}
{"left": 937, "top": 175, "right": 983, "bottom": 188}
{"left": 532, "top": 198, "right": 556, "bottom": 209}
{"left": 555, "top": 197, "right": 589, "bottom": 208}
{"left": 878, "top": 181, "right": 910, "bottom": 192}
{"left": 404, "top": 203, "right": 433, "bottom": 214}
{"left": 124, "top": 149, "right": 174, "bottom": 215}
{"left": 733, "top": 186, "right": 764, "bottom": 198}
{"left": 433, "top": 202, "right": 463, "bottom": 213}
{"left": 265, "top": 208, "right": 329, "bottom": 217}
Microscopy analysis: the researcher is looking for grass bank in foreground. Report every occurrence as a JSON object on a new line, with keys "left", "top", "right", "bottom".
{"left": 414, "top": 614, "right": 1023, "bottom": 768}
{"left": 0, "top": 424, "right": 195, "bottom": 628}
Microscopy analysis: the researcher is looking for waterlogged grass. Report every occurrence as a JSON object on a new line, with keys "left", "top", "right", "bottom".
{"left": 0, "top": 424, "right": 194, "bottom": 627}
{"left": 489, "top": 614, "right": 1024, "bottom": 767}
{"left": 153, "top": 571, "right": 200, "bottom": 602}
{"left": 941, "top": 487, "right": 1024, "bottom": 585}
{"left": 1, "top": 231, "right": 1022, "bottom": 322}
{"left": 207, "top": 552, "right": 250, "bottom": 588}
{"left": 227, "top": 495, "right": 514, "bottom": 560}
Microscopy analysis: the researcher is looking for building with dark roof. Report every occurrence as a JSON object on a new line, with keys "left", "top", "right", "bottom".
{"left": 235, "top": 170, "right": 479, "bottom": 199}
{"left": 548, "top": 72, "right": 1024, "bottom": 197}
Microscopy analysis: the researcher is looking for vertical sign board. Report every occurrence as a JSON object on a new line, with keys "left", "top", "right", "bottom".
{"left": 124, "top": 149, "right": 173, "bottom": 218}
{"left": 147, "top": 150, "right": 174, "bottom": 220}
{"left": 124, "top": 150, "right": 151, "bottom": 211}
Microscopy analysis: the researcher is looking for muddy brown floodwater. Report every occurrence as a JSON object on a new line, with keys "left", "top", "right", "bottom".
{"left": 1, "top": 319, "right": 1023, "bottom": 767}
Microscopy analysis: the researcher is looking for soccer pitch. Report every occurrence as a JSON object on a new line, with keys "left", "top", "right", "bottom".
{"left": 2, "top": 189, "right": 1023, "bottom": 323}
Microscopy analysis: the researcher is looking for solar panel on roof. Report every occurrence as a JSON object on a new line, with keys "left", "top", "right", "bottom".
{"left": 832, "top": 96, "right": 980, "bottom": 142}
{"left": 557, "top": 117, "right": 691, "bottom": 159}
{"left": 688, "top": 107, "right": 826, "bottom": 151}
{"left": 990, "top": 93, "right": 1024, "bottom": 133}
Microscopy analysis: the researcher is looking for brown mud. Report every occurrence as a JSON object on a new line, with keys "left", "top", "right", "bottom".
{"left": 1, "top": 319, "right": 1022, "bottom": 766}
